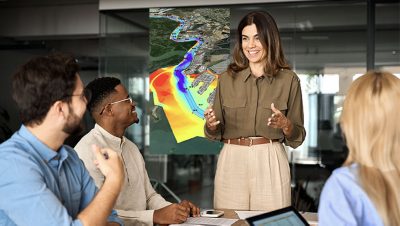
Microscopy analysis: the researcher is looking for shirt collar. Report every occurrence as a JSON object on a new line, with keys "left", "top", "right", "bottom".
{"left": 240, "top": 67, "right": 274, "bottom": 84}
{"left": 240, "top": 67, "right": 252, "bottom": 82}
{"left": 19, "top": 125, "right": 67, "bottom": 163}
{"left": 94, "top": 124, "right": 125, "bottom": 151}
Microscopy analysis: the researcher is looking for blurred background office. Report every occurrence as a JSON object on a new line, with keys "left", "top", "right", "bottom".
{"left": 0, "top": 0, "right": 399, "bottom": 211}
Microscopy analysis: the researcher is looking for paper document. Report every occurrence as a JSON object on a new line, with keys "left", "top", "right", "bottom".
{"left": 301, "top": 212, "right": 318, "bottom": 225}
{"left": 235, "top": 211, "right": 267, "bottom": 219}
{"left": 171, "top": 217, "right": 238, "bottom": 226}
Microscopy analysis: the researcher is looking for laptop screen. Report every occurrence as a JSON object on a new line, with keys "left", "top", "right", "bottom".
{"left": 246, "top": 206, "right": 309, "bottom": 226}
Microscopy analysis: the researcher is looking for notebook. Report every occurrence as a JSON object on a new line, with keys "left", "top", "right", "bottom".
{"left": 245, "top": 206, "right": 309, "bottom": 226}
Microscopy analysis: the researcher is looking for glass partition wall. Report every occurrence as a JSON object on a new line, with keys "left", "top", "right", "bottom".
{"left": 99, "top": 1, "right": 400, "bottom": 210}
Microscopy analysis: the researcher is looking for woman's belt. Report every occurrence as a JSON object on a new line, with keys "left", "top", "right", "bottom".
{"left": 222, "top": 137, "right": 279, "bottom": 146}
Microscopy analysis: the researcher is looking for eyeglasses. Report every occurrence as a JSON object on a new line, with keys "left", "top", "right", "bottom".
{"left": 99, "top": 97, "right": 133, "bottom": 115}
{"left": 64, "top": 89, "right": 92, "bottom": 103}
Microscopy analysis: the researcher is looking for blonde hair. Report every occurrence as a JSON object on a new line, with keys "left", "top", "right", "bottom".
{"left": 340, "top": 71, "right": 400, "bottom": 225}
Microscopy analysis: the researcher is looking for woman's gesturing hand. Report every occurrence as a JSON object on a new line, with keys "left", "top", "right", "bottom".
{"left": 204, "top": 105, "right": 220, "bottom": 131}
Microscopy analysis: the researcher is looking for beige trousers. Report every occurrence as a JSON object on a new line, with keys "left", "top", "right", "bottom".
{"left": 213, "top": 142, "right": 291, "bottom": 211}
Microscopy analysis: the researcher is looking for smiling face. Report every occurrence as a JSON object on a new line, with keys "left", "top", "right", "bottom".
{"left": 241, "top": 23, "right": 266, "bottom": 66}
{"left": 109, "top": 84, "right": 139, "bottom": 128}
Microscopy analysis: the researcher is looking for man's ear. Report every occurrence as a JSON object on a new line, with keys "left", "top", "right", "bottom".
{"left": 52, "top": 100, "right": 68, "bottom": 119}
{"left": 102, "top": 105, "right": 113, "bottom": 116}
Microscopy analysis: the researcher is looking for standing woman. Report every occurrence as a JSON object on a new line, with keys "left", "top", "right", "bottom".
{"left": 204, "top": 11, "right": 306, "bottom": 211}
{"left": 318, "top": 71, "right": 400, "bottom": 225}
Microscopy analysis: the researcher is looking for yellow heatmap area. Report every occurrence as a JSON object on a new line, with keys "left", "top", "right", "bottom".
{"left": 150, "top": 65, "right": 218, "bottom": 142}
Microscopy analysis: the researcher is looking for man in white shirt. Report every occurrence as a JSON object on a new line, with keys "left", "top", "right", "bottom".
{"left": 75, "top": 77, "right": 200, "bottom": 226}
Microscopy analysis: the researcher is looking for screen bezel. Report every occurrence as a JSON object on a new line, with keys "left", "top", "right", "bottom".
{"left": 245, "top": 206, "right": 310, "bottom": 226}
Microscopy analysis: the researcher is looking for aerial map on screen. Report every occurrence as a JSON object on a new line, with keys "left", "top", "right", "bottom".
{"left": 149, "top": 8, "right": 230, "bottom": 154}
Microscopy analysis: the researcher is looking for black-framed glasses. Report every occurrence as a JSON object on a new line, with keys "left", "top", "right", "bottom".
{"left": 64, "top": 89, "right": 92, "bottom": 103}
{"left": 99, "top": 97, "right": 133, "bottom": 115}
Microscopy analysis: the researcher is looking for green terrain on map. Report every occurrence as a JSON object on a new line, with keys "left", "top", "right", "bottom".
{"left": 149, "top": 18, "right": 196, "bottom": 73}
{"left": 149, "top": 8, "right": 229, "bottom": 154}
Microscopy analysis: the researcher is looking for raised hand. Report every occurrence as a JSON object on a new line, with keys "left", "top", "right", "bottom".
{"left": 267, "top": 103, "right": 292, "bottom": 135}
{"left": 92, "top": 144, "right": 124, "bottom": 186}
{"left": 204, "top": 105, "right": 220, "bottom": 131}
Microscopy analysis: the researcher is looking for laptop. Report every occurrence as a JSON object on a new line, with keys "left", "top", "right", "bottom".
{"left": 246, "top": 206, "right": 310, "bottom": 226}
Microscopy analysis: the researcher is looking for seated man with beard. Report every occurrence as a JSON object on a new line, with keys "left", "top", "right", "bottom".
{"left": 0, "top": 53, "right": 124, "bottom": 226}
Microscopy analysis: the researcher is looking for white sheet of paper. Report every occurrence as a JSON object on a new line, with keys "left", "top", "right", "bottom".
{"left": 301, "top": 212, "right": 318, "bottom": 225}
{"left": 170, "top": 217, "right": 238, "bottom": 226}
{"left": 234, "top": 210, "right": 267, "bottom": 220}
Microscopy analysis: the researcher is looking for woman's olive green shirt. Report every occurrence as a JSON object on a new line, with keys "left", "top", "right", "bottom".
{"left": 205, "top": 67, "right": 306, "bottom": 149}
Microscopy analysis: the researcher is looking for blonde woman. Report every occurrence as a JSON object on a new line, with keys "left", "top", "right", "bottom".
{"left": 318, "top": 71, "right": 400, "bottom": 225}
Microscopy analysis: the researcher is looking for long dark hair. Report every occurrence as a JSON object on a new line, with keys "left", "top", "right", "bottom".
{"left": 228, "top": 11, "right": 290, "bottom": 76}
